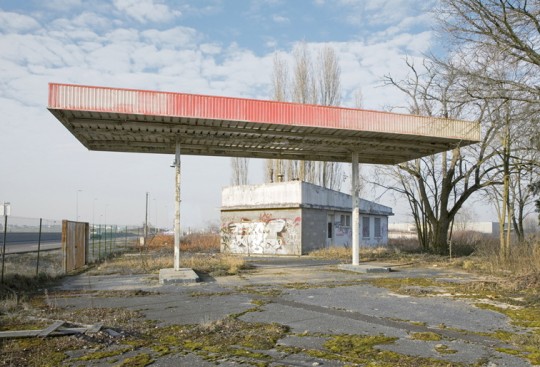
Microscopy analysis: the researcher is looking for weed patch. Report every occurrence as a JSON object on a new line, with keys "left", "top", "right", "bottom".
{"left": 435, "top": 344, "right": 458, "bottom": 354}
{"left": 409, "top": 332, "right": 442, "bottom": 341}
{"left": 115, "top": 352, "right": 153, "bottom": 367}
{"left": 304, "top": 334, "right": 457, "bottom": 366}
{"left": 150, "top": 317, "right": 289, "bottom": 364}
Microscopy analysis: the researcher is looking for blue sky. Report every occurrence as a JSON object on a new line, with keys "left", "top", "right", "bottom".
{"left": 0, "top": 0, "right": 462, "bottom": 228}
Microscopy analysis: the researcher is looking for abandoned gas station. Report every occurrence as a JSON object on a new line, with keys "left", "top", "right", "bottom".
{"left": 48, "top": 83, "right": 480, "bottom": 283}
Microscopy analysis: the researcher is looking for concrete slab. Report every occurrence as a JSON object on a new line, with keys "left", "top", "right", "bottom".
{"left": 159, "top": 268, "right": 199, "bottom": 284}
{"left": 338, "top": 263, "right": 392, "bottom": 273}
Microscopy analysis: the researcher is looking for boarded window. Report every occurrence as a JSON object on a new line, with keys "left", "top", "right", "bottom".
{"left": 362, "top": 217, "right": 370, "bottom": 238}
{"left": 327, "top": 222, "right": 333, "bottom": 239}
{"left": 340, "top": 214, "right": 351, "bottom": 227}
{"left": 374, "top": 217, "right": 382, "bottom": 238}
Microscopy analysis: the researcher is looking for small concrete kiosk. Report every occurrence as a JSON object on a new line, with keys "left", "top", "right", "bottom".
{"left": 221, "top": 181, "right": 393, "bottom": 255}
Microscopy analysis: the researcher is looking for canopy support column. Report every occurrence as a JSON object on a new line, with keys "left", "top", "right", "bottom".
{"left": 174, "top": 141, "right": 181, "bottom": 271}
{"left": 351, "top": 151, "right": 360, "bottom": 266}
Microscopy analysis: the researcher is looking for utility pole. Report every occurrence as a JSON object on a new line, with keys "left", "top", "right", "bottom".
{"left": 1, "top": 202, "right": 11, "bottom": 283}
{"left": 144, "top": 192, "right": 149, "bottom": 246}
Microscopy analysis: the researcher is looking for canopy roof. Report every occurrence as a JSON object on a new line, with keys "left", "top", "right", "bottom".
{"left": 48, "top": 83, "right": 480, "bottom": 164}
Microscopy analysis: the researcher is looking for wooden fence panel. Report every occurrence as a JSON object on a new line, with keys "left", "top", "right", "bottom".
{"left": 62, "top": 220, "right": 89, "bottom": 273}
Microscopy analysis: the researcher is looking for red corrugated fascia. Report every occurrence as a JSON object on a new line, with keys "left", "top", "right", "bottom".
{"left": 48, "top": 83, "right": 480, "bottom": 140}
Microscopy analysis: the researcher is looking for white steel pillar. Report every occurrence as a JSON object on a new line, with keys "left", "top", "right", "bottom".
{"left": 351, "top": 151, "right": 360, "bottom": 266}
{"left": 174, "top": 141, "right": 181, "bottom": 271}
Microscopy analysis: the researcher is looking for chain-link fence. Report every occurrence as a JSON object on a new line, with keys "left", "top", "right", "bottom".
{"left": 0, "top": 216, "right": 142, "bottom": 282}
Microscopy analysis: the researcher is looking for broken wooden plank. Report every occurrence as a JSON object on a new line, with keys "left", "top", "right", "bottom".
{"left": 104, "top": 328, "right": 122, "bottom": 338}
{"left": 0, "top": 330, "right": 41, "bottom": 339}
{"left": 38, "top": 320, "right": 64, "bottom": 337}
{"left": 85, "top": 323, "right": 103, "bottom": 334}
{"left": 0, "top": 321, "right": 103, "bottom": 339}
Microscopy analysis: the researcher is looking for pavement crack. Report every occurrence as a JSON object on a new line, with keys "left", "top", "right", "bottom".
{"left": 267, "top": 297, "right": 507, "bottom": 349}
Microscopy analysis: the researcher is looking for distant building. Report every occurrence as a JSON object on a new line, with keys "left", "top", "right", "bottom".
{"left": 220, "top": 181, "right": 394, "bottom": 255}
{"left": 388, "top": 221, "right": 500, "bottom": 239}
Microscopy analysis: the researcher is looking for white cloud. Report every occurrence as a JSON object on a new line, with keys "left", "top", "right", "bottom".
{"left": 200, "top": 43, "right": 222, "bottom": 55}
{"left": 141, "top": 27, "right": 198, "bottom": 48}
{"left": 272, "top": 15, "right": 289, "bottom": 23}
{"left": 0, "top": 12, "right": 41, "bottom": 33}
{"left": 339, "top": 0, "right": 436, "bottom": 29}
{"left": 42, "top": 0, "right": 82, "bottom": 11}
{"left": 0, "top": 4, "right": 446, "bottom": 226}
{"left": 113, "top": 0, "right": 181, "bottom": 23}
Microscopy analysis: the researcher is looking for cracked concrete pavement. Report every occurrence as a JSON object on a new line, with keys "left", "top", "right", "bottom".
{"left": 56, "top": 257, "right": 532, "bottom": 366}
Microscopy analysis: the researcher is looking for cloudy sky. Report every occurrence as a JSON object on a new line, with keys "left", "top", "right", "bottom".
{"left": 0, "top": 0, "right": 454, "bottom": 229}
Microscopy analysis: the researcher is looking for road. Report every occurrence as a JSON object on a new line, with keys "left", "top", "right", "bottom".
{"left": 0, "top": 232, "right": 62, "bottom": 254}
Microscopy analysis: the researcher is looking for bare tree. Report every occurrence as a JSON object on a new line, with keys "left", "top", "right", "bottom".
{"left": 438, "top": 0, "right": 540, "bottom": 252}
{"left": 266, "top": 53, "right": 289, "bottom": 183}
{"left": 231, "top": 157, "right": 249, "bottom": 186}
{"left": 485, "top": 100, "right": 540, "bottom": 248}
{"left": 375, "top": 60, "right": 502, "bottom": 254}
{"left": 317, "top": 45, "right": 344, "bottom": 191}
{"left": 265, "top": 43, "right": 345, "bottom": 190}
{"left": 292, "top": 43, "right": 317, "bottom": 182}
{"left": 438, "top": 0, "right": 540, "bottom": 102}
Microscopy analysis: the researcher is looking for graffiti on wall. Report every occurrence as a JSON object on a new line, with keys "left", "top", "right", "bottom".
{"left": 221, "top": 213, "right": 301, "bottom": 255}
{"left": 334, "top": 220, "right": 351, "bottom": 237}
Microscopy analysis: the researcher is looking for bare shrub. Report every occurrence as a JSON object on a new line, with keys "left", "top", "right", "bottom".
{"left": 182, "top": 233, "right": 220, "bottom": 253}
{"left": 146, "top": 234, "right": 173, "bottom": 249}
{"left": 146, "top": 233, "right": 220, "bottom": 253}
{"left": 449, "top": 231, "right": 490, "bottom": 256}
{"left": 461, "top": 235, "right": 540, "bottom": 288}
{"left": 388, "top": 238, "right": 423, "bottom": 254}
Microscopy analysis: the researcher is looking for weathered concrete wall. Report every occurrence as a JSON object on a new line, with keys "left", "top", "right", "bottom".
{"left": 301, "top": 208, "right": 327, "bottom": 253}
{"left": 329, "top": 211, "right": 353, "bottom": 248}
{"left": 221, "top": 209, "right": 302, "bottom": 255}
{"left": 222, "top": 182, "right": 302, "bottom": 209}
{"left": 222, "top": 182, "right": 393, "bottom": 217}
{"left": 326, "top": 212, "right": 388, "bottom": 248}
{"left": 301, "top": 182, "right": 393, "bottom": 216}
{"left": 221, "top": 182, "right": 393, "bottom": 255}
{"left": 302, "top": 183, "right": 350, "bottom": 210}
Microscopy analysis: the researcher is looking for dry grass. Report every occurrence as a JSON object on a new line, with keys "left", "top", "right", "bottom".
{"left": 182, "top": 233, "right": 220, "bottom": 253}
{"left": 0, "top": 251, "right": 63, "bottom": 279}
{"left": 453, "top": 235, "right": 540, "bottom": 290}
{"left": 183, "top": 253, "right": 248, "bottom": 276}
{"left": 88, "top": 249, "right": 248, "bottom": 277}
{"left": 308, "top": 246, "right": 393, "bottom": 261}
{"left": 308, "top": 245, "right": 418, "bottom": 262}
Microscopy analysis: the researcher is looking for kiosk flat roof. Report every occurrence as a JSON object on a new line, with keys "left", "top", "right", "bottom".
{"left": 48, "top": 83, "right": 480, "bottom": 164}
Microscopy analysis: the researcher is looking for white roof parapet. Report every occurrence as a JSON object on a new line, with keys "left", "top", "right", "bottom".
{"left": 221, "top": 181, "right": 393, "bottom": 216}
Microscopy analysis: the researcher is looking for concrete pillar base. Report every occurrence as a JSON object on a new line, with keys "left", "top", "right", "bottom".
{"left": 159, "top": 268, "right": 199, "bottom": 284}
{"left": 338, "top": 264, "right": 392, "bottom": 273}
